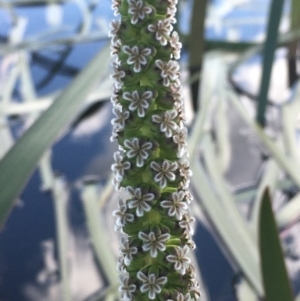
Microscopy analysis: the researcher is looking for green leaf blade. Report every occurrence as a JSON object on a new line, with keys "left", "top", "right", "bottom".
{"left": 259, "top": 189, "right": 294, "bottom": 301}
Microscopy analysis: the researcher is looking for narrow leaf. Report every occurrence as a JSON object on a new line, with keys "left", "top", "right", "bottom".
{"left": 81, "top": 182, "right": 118, "bottom": 286}
{"left": 256, "top": 0, "right": 284, "bottom": 126}
{"left": 53, "top": 176, "right": 71, "bottom": 301}
{"left": 259, "top": 189, "right": 294, "bottom": 301}
{"left": 192, "top": 160, "right": 263, "bottom": 296}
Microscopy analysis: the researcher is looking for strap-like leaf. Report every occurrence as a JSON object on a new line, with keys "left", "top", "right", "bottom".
{"left": 256, "top": 0, "right": 284, "bottom": 126}
{"left": 259, "top": 188, "right": 294, "bottom": 301}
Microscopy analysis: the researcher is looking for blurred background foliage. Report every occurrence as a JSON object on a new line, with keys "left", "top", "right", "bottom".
{"left": 0, "top": 0, "right": 300, "bottom": 300}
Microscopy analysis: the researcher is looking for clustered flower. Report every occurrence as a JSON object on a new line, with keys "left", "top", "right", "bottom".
{"left": 110, "top": 0, "right": 199, "bottom": 300}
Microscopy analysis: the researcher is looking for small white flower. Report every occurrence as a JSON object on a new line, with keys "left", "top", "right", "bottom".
{"left": 111, "top": 63, "right": 126, "bottom": 89}
{"left": 150, "top": 160, "right": 178, "bottom": 189}
{"left": 110, "top": 38, "right": 122, "bottom": 57}
{"left": 187, "top": 239, "right": 196, "bottom": 250}
{"left": 108, "top": 20, "right": 121, "bottom": 44}
{"left": 128, "top": 0, "right": 153, "bottom": 24}
{"left": 111, "top": 151, "right": 131, "bottom": 181}
{"left": 117, "top": 256, "right": 126, "bottom": 272}
{"left": 119, "top": 274, "right": 136, "bottom": 300}
{"left": 167, "top": 14, "right": 176, "bottom": 24}
{"left": 184, "top": 190, "right": 193, "bottom": 204}
{"left": 190, "top": 281, "right": 201, "bottom": 299}
{"left": 123, "top": 90, "right": 153, "bottom": 117}
{"left": 124, "top": 138, "right": 153, "bottom": 167}
{"left": 186, "top": 263, "right": 197, "bottom": 281}
{"left": 123, "top": 45, "right": 152, "bottom": 73}
{"left": 127, "top": 186, "right": 155, "bottom": 216}
{"left": 110, "top": 125, "right": 121, "bottom": 142}
{"left": 161, "top": 190, "right": 187, "bottom": 220}
{"left": 177, "top": 106, "right": 186, "bottom": 124}
{"left": 111, "top": 53, "right": 121, "bottom": 66}
{"left": 169, "top": 82, "right": 183, "bottom": 103}
{"left": 112, "top": 176, "right": 121, "bottom": 191}
{"left": 113, "top": 198, "right": 134, "bottom": 228}
{"left": 108, "top": 20, "right": 121, "bottom": 37}
{"left": 137, "top": 271, "right": 167, "bottom": 300}
{"left": 111, "top": 91, "right": 120, "bottom": 106}
{"left": 152, "top": 110, "right": 178, "bottom": 137}
{"left": 173, "top": 128, "right": 187, "bottom": 158}
{"left": 179, "top": 213, "right": 195, "bottom": 235}
{"left": 155, "top": 59, "right": 180, "bottom": 86}
{"left": 178, "top": 158, "right": 193, "bottom": 181}
{"left": 167, "top": 292, "right": 191, "bottom": 301}
{"left": 148, "top": 19, "right": 173, "bottom": 46}
{"left": 138, "top": 231, "right": 170, "bottom": 257}
{"left": 167, "top": 0, "right": 177, "bottom": 18}
{"left": 120, "top": 236, "right": 138, "bottom": 265}
{"left": 111, "top": 105, "right": 130, "bottom": 130}
{"left": 170, "top": 31, "right": 182, "bottom": 59}
{"left": 111, "top": 0, "right": 121, "bottom": 15}
{"left": 166, "top": 245, "right": 191, "bottom": 274}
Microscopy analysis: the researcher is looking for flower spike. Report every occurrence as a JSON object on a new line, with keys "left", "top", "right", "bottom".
{"left": 110, "top": 0, "right": 198, "bottom": 299}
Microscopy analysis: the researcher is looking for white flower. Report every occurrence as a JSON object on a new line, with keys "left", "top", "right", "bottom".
{"left": 111, "top": 63, "right": 126, "bottom": 88}
{"left": 110, "top": 38, "right": 122, "bottom": 57}
{"left": 110, "top": 125, "right": 121, "bottom": 142}
{"left": 173, "top": 128, "right": 187, "bottom": 158}
{"left": 111, "top": 105, "right": 130, "bottom": 130}
{"left": 178, "top": 158, "right": 192, "bottom": 188}
{"left": 123, "top": 45, "right": 152, "bottom": 73}
{"left": 108, "top": 20, "right": 121, "bottom": 44}
{"left": 113, "top": 198, "right": 134, "bottom": 228}
{"left": 150, "top": 160, "right": 178, "bottom": 189}
{"left": 119, "top": 274, "right": 136, "bottom": 301}
{"left": 111, "top": 151, "right": 131, "bottom": 181}
{"left": 124, "top": 138, "right": 152, "bottom": 167}
{"left": 184, "top": 190, "right": 193, "bottom": 204}
{"left": 128, "top": 0, "right": 153, "bottom": 24}
{"left": 169, "top": 82, "right": 183, "bottom": 103}
{"left": 148, "top": 19, "right": 173, "bottom": 46}
{"left": 137, "top": 271, "right": 167, "bottom": 300}
{"left": 186, "top": 263, "right": 197, "bottom": 281}
{"left": 190, "top": 281, "right": 201, "bottom": 299}
{"left": 111, "top": 90, "right": 120, "bottom": 106}
{"left": 123, "top": 90, "right": 153, "bottom": 117}
{"left": 167, "top": 5, "right": 177, "bottom": 17}
{"left": 161, "top": 190, "right": 187, "bottom": 220}
{"left": 166, "top": 245, "right": 191, "bottom": 274}
{"left": 126, "top": 186, "right": 155, "bottom": 216}
{"left": 152, "top": 109, "right": 178, "bottom": 137}
{"left": 117, "top": 256, "right": 126, "bottom": 272}
{"left": 112, "top": 176, "right": 121, "bottom": 191}
{"left": 170, "top": 31, "right": 182, "bottom": 59}
{"left": 179, "top": 213, "right": 195, "bottom": 235}
{"left": 187, "top": 239, "right": 196, "bottom": 250}
{"left": 155, "top": 60, "right": 180, "bottom": 86}
{"left": 111, "top": 0, "right": 121, "bottom": 15}
{"left": 167, "top": 292, "right": 191, "bottom": 301}
{"left": 120, "top": 236, "right": 138, "bottom": 265}
{"left": 138, "top": 231, "right": 170, "bottom": 257}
